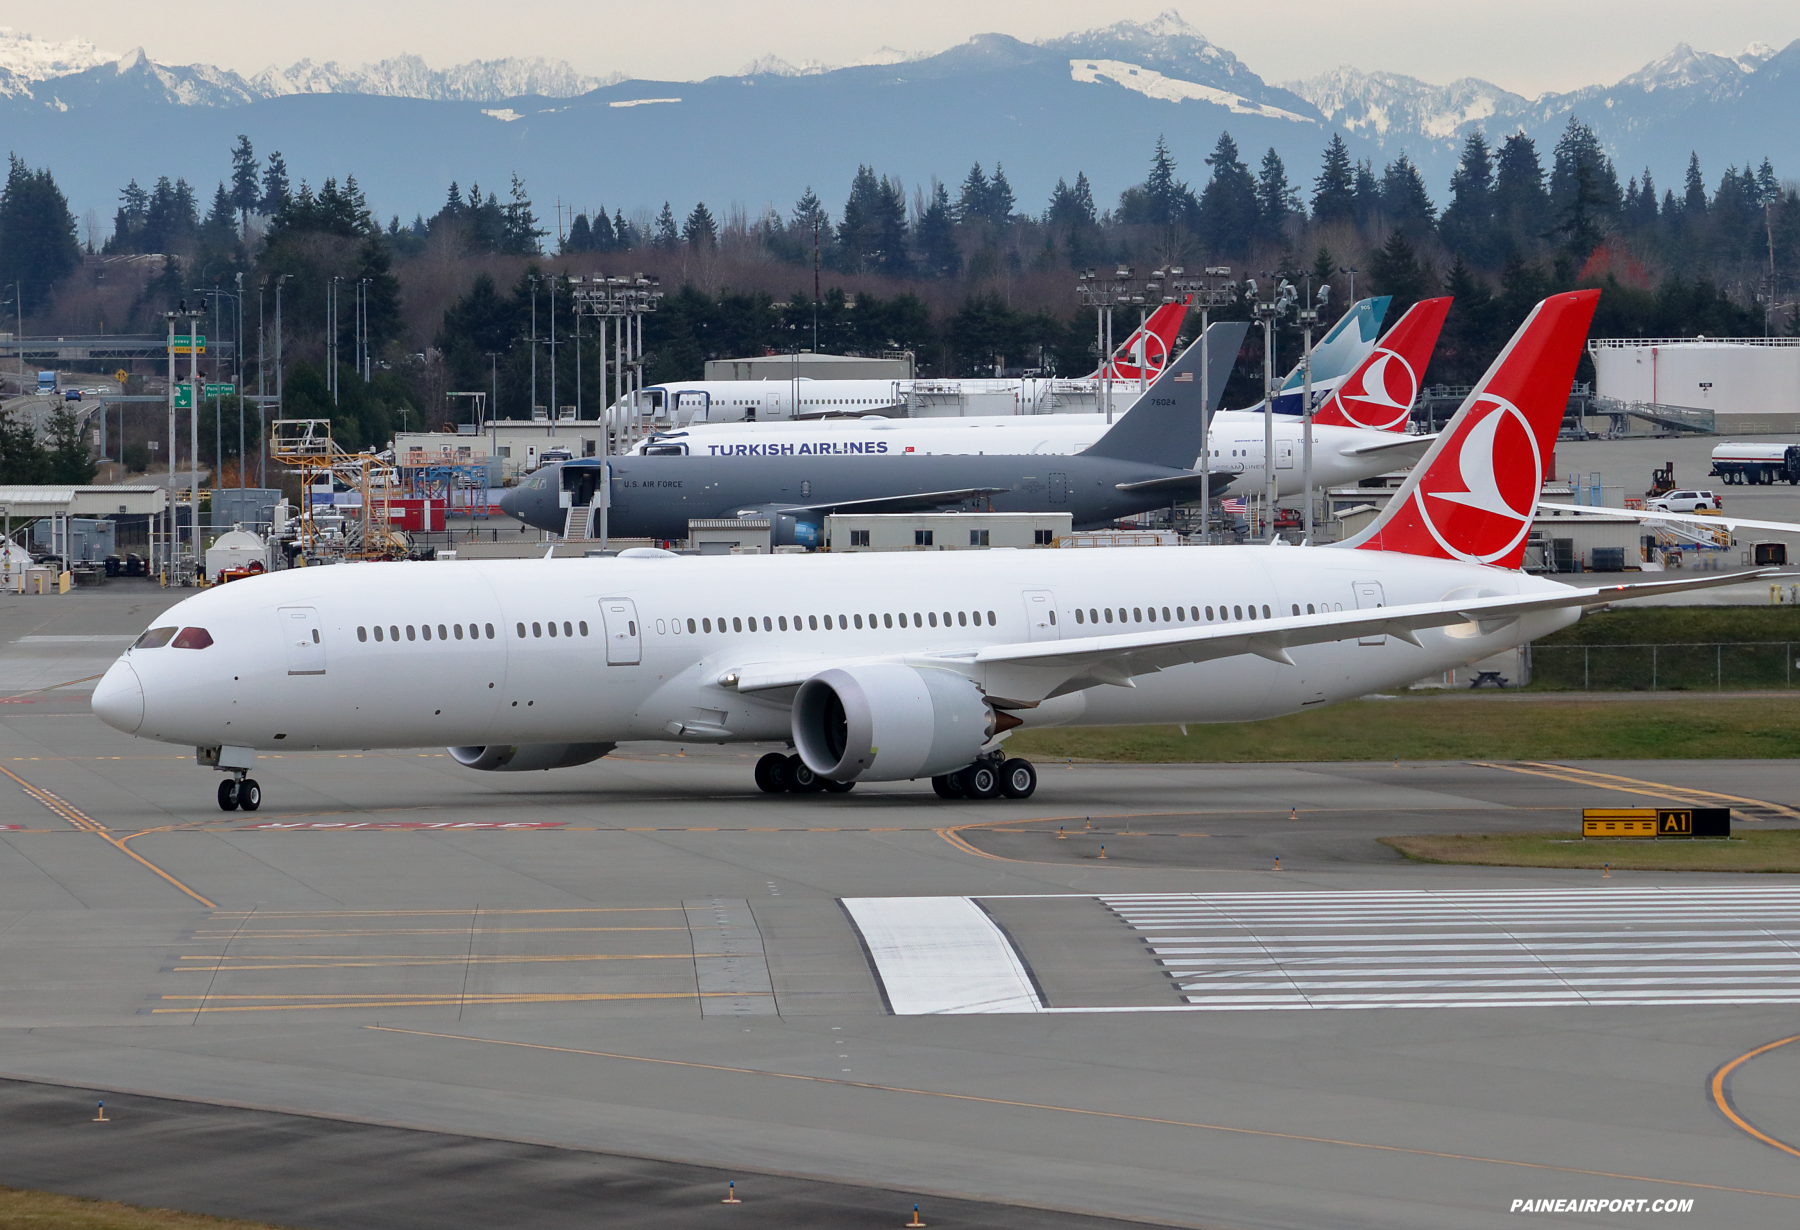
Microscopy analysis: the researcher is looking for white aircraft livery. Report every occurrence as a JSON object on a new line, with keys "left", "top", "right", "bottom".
{"left": 631, "top": 298, "right": 1451, "bottom": 497}
{"left": 93, "top": 289, "right": 1756, "bottom": 811}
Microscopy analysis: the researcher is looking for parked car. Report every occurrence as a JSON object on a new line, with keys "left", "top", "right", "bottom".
{"left": 1646, "top": 489, "right": 1723, "bottom": 513}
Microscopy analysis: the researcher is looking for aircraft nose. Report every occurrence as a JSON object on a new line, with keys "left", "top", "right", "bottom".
{"left": 92, "top": 659, "right": 144, "bottom": 734}
{"left": 497, "top": 485, "right": 521, "bottom": 520}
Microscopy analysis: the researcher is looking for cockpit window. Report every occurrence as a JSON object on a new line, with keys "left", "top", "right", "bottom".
{"left": 171, "top": 627, "right": 214, "bottom": 650}
{"left": 133, "top": 626, "right": 177, "bottom": 649}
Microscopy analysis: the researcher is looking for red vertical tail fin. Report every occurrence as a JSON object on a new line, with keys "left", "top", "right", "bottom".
{"left": 1311, "top": 297, "right": 1451, "bottom": 431}
{"left": 1096, "top": 297, "right": 1190, "bottom": 381}
{"left": 1346, "top": 290, "right": 1599, "bottom": 568}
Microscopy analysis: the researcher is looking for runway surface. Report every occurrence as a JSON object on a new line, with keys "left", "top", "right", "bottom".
{"left": 2, "top": 582, "right": 1799, "bottom": 1230}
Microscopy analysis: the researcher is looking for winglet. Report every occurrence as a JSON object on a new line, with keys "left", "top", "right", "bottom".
{"left": 1343, "top": 290, "right": 1600, "bottom": 569}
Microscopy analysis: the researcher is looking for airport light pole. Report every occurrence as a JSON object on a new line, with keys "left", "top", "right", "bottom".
{"left": 1249, "top": 277, "right": 1296, "bottom": 543}
{"left": 1169, "top": 267, "right": 1235, "bottom": 542}
{"left": 272, "top": 274, "right": 288, "bottom": 489}
{"left": 1295, "top": 280, "right": 1331, "bottom": 544}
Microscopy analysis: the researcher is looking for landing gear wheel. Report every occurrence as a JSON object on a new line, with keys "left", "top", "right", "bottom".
{"left": 822, "top": 779, "right": 855, "bottom": 793}
{"left": 237, "top": 779, "right": 262, "bottom": 812}
{"left": 999, "top": 758, "right": 1037, "bottom": 800}
{"left": 958, "top": 762, "right": 1002, "bottom": 800}
{"left": 217, "top": 779, "right": 239, "bottom": 811}
{"left": 786, "top": 753, "right": 825, "bottom": 793}
{"left": 931, "top": 774, "right": 964, "bottom": 799}
{"left": 755, "top": 752, "right": 791, "bottom": 794}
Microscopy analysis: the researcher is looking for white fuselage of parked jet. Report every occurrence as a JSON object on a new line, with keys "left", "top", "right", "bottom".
{"left": 629, "top": 410, "right": 1427, "bottom": 497}
{"left": 95, "top": 547, "right": 1572, "bottom": 759}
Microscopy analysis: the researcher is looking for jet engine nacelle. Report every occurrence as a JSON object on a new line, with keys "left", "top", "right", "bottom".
{"left": 448, "top": 743, "right": 616, "bottom": 772}
{"left": 729, "top": 505, "right": 820, "bottom": 548}
{"left": 792, "top": 665, "right": 996, "bottom": 783}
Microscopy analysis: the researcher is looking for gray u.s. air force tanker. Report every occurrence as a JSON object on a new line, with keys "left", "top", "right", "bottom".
{"left": 499, "top": 321, "right": 1250, "bottom": 543}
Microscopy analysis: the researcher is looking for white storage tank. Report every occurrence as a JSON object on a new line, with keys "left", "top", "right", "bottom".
{"left": 205, "top": 526, "right": 271, "bottom": 580}
{"left": 1590, "top": 338, "right": 1800, "bottom": 432}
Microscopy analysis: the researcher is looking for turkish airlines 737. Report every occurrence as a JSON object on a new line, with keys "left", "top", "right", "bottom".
{"left": 92, "top": 288, "right": 1761, "bottom": 811}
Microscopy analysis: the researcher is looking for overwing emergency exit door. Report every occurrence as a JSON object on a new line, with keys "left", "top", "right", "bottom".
{"left": 1353, "top": 580, "right": 1386, "bottom": 646}
{"left": 1022, "top": 590, "right": 1061, "bottom": 641}
{"left": 599, "top": 597, "right": 642, "bottom": 665}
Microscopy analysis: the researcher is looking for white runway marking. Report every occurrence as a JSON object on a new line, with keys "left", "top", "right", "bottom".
{"left": 842, "top": 896, "right": 1042, "bottom": 1014}
{"left": 1104, "top": 887, "right": 1800, "bottom": 1010}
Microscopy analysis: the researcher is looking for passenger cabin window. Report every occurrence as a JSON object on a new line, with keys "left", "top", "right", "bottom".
{"left": 406, "top": 625, "right": 417, "bottom": 641}
{"left": 358, "top": 627, "right": 368, "bottom": 642}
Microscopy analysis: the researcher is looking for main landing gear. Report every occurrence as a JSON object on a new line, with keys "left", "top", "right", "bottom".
{"left": 931, "top": 757, "right": 1036, "bottom": 801}
{"left": 755, "top": 752, "right": 855, "bottom": 795}
{"left": 217, "top": 775, "right": 262, "bottom": 812}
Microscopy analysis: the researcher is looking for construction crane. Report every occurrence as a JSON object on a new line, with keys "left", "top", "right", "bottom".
{"left": 269, "top": 419, "right": 410, "bottom": 560}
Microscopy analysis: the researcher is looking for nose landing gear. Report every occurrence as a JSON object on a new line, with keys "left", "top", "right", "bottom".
{"left": 216, "top": 774, "right": 262, "bottom": 812}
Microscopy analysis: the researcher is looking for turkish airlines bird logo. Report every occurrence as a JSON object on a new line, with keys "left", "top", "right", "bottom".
{"left": 1108, "top": 330, "right": 1171, "bottom": 379}
{"left": 1333, "top": 348, "right": 1417, "bottom": 430}
{"left": 1413, "top": 394, "right": 1541, "bottom": 564}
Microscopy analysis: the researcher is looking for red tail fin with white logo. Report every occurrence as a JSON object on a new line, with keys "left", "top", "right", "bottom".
{"left": 1345, "top": 290, "right": 1599, "bottom": 569}
{"left": 1311, "top": 297, "right": 1451, "bottom": 431}
{"left": 1095, "top": 297, "right": 1190, "bottom": 381}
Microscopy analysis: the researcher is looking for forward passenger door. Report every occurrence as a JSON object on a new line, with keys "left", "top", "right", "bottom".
{"left": 278, "top": 606, "right": 326, "bottom": 676}
{"left": 1353, "top": 581, "right": 1386, "bottom": 646}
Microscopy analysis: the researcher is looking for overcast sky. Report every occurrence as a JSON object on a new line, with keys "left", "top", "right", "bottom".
{"left": 13, "top": 1, "right": 1800, "bottom": 95}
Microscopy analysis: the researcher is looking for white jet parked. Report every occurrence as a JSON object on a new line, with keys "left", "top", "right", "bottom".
{"left": 93, "top": 289, "right": 1758, "bottom": 811}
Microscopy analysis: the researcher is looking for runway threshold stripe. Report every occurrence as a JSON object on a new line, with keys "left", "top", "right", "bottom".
{"left": 360, "top": 1025, "right": 1800, "bottom": 1204}
{"left": 1104, "top": 889, "right": 1800, "bottom": 1011}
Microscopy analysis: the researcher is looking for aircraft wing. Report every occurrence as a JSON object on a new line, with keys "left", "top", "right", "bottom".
{"left": 773, "top": 487, "right": 1009, "bottom": 517}
{"left": 1341, "top": 433, "right": 1436, "bottom": 457}
{"left": 1537, "top": 502, "right": 1800, "bottom": 537}
{"left": 1113, "top": 469, "right": 1240, "bottom": 495}
{"left": 724, "top": 570, "right": 1774, "bottom": 703}
{"left": 971, "top": 569, "right": 1778, "bottom": 703}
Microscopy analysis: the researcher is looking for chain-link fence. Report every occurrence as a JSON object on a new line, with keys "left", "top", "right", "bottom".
{"left": 1525, "top": 643, "right": 1800, "bottom": 691}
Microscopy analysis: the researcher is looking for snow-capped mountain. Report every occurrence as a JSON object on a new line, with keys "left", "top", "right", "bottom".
{"left": 4, "top": 12, "right": 1799, "bottom": 234}
{"left": 0, "top": 26, "right": 604, "bottom": 103}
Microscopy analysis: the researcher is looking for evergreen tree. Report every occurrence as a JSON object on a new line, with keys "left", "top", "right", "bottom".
{"left": 653, "top": 202, "right": 678, "bottom": 250}
{"left": 1436, "top": 254, "right": 1498, "bottom": 384}
{"left": 956, "top": 163, "right": 992, "bottom": 225}
{"left": 1367, "top": 228, "right": 1431, "bottom": 319}
{"left": 260, "top": 152, "right": 290, "bottom": 216}
{"left": 1198, "top": 132, "right": 1257, "bottom": 254}
{"left": 500, "top": 173, "right": 544, "bottom": 255}
{"left": 107, "top": 180, "right": 149, "bottom": 254}
{"left": 0, "top": 156, "right": 80, "bottom": 314}
{"left": 682, "top": 201, "right": 718, "bottom": 248}
{"left": 1683, "top": 154, "right": 1708, "bottom": 215}
{"left": 1130, "top": 136, "right": 1196, "bottom": 230}
{"left": 1312, "top": 134, "right": 1356, "bottom": 226}
{"left": 1311, "top": 246, "right": 1335, "bottom": 293}
{"left": 1379, "top": 153, "right": 1436, "bottom": 239}
{"left": 229, "top": 134, "right": 259, "bottom": 236}
{"left": 564, "top": 213, "right": 592, "bottom": 253}
{"left": 202, "top": 182, "right": 237, "bottom": 246}
{"left": 791, "top": 186, "right": 830, "bottom": 237}
{"left": 1255, "top": 147, "right": 1300, "bottom": 242}
{"left": 838, "top": 165, "right": 909, "bottom": 273}
{"left": 1351, "top": 160, "right": 1382, "bottom": 229}
{"left": 914, "top": 181, "right": 961, "bottom": 279}
{"left": 0, "top": 408, "right": 47, "bottom": 483}
{"left": 1755, "top": 157, "right": 1780, "bottom": 206}
{"left": 44, "top": 406, "right": 97, "bottom": 484}
{"left": 1492, "top": 133, "right": 1549, "bottom": 255}
{"left": 1549, "top": 117, "right": 1620, "bottom": 255}
{"left": 1046, "top": 177, "right": 1093, "bottom": 229}
{"left": 613, "top": 209, "right": 637, "bottom": 250}
{"left": 988, "top": 163, "right": 1016, "bottom": 225}
{"left": 1439, "top": 132, "right": 1494, "bottom": 260}
{"left": 592, "top": 209, "right": 617, "bottom": 251}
